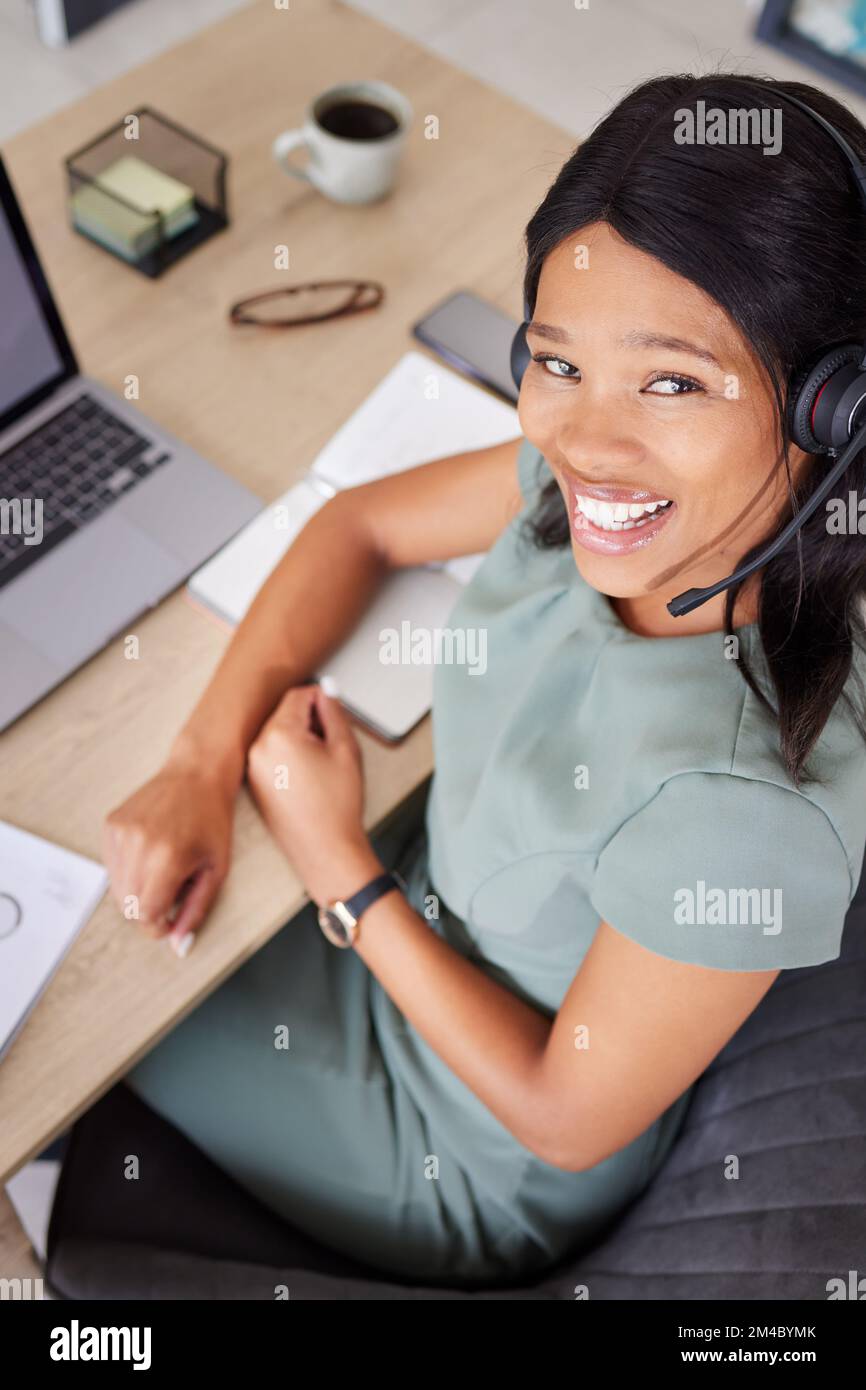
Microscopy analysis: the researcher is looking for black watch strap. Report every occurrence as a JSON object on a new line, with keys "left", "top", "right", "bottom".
{"left": 344, "top": 870, "right": 402, "bottom": 922}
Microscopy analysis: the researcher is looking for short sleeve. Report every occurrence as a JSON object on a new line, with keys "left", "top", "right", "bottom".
{"left": 590, "top": 772, "right": 853, "bottom": 972}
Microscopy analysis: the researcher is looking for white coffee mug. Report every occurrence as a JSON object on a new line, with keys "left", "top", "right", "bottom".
{"left": 272, "top": 80, "right": 412, "bottom": 205}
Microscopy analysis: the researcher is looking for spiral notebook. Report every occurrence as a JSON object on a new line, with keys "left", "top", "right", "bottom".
{"left": 188, "top": 351, "right": 519, "bottom": 740}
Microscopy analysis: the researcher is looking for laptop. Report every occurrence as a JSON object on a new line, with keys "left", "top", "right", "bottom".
{"left": 0, "top": 154, "right": 262, "bottom": 733}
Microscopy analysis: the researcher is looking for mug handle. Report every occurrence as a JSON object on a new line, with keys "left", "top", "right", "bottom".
{"left": 272, "top": 128, "right": 318, "bottom": 185}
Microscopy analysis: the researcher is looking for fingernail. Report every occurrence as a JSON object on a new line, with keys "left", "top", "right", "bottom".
{"left": 320, "top": 674, "right": 339, "bottom": 697}
{"left": 170, "top": 931, "right": 195, "bottom": 958}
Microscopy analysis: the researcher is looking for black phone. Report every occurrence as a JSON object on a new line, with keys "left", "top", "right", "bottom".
{"left": 412, "top": 290, "right": 520, "bottom": 405}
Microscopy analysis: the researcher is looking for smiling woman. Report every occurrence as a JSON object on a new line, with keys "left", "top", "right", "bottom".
{"left": 112, "top": 71, "right": 866, "bottom": 1296}
{"left": 517, "top": 74, "right": 866, "bottom": 779}
{"left": 521, "top": 227, "right": 780, "bottom": 574}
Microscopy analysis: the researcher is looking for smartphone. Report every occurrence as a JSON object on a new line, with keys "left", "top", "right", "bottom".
{"left": 412, "top": 290, "right": 521, "bottom": 405}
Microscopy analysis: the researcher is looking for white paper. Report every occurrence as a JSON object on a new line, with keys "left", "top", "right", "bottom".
{"left": 186, "top": 350, "right": 521, "bottom": 734}
{"left": 0, "top": 821, "right": 108, "bottom": 1063}
{"left": 310, "top": 349, "right": 519, "bottom": 490}
{"left": 310, "top": 351, "right": 519, "bottom": 583}
{"left": 188, "top": 476, "right": 332, "bottom": 626}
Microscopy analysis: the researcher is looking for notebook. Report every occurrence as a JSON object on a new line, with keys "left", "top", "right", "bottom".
{"left": 0, "top": 822, "right": 108, "bottom": 1063}
{"left": 188, "top": 351, "right": 519, "bottom": 740}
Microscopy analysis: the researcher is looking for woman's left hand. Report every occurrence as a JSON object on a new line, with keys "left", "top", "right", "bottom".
{"left": 246, "top": 683, "right": 381, "bottom": 905}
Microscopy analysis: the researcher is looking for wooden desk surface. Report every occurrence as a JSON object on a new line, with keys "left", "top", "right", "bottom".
{"left": 0, "top": 0, "right": 570, "bottom": 1184}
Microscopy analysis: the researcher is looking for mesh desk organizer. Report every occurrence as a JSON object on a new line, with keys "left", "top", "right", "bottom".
{"left": 65, "top": 107, "right": 228, "bottom": 278}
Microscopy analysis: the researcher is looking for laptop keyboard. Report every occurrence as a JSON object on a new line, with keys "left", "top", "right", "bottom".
{"left": 0, "top": 392, "right": 170, "bottom": 590}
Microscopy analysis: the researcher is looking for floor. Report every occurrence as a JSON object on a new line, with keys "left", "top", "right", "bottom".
{"left": 4, "top": 0, "right": 866, "bottom": 1290}
{"left": 0, "top": 0, "right": 251, "bottom": 141}
{"left": 2, "top": 0, "right": 866, "bottom": 144}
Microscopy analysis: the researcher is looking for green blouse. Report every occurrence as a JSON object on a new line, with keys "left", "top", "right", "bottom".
{"left": 369, "top": 433, "right": 866, "bottom": 1265}
{"left": 124, "top": 434, "right": 866, "bottom": 1283}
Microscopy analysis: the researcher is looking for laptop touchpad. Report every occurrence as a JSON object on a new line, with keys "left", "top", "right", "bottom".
{"left": 0, "top": 513, "right": 185, "bottom": 668}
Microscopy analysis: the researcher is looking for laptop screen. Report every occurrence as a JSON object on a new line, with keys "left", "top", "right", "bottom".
{"left": 0, "top": 158, "right": 75, "bottom": 431}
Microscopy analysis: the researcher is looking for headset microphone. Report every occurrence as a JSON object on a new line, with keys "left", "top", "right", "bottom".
{"left": 667, "top": 420, "right": 866, "bottom": 616}
{"left": 508, "top": 89, "right": 866, "bottom": 619}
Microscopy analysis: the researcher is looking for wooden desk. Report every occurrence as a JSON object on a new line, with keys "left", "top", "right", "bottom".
{"left": 0, "top": 0, "right": 570, "bottom": 1187}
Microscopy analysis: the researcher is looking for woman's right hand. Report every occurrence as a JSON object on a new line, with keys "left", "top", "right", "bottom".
{"left": 102, "top": 757, "right": 236, "bottom": 949}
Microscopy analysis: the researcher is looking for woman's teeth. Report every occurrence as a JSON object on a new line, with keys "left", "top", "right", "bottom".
{"left": 575, "top": 495, "right": 672, "bottom": 531}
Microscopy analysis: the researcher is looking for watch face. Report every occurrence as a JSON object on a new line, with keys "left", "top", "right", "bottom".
{"left": 318, "top": 905, "right": 353, "bottom": 948}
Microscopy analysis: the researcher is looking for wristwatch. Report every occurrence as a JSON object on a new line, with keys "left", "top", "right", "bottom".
{"left": 317, "top": 869, "right": 406, "bottom": 948}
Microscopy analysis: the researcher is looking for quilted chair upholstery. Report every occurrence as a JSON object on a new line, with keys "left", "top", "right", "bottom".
{"left": 45, "top": 847, "right": 866, "bottom": 1301}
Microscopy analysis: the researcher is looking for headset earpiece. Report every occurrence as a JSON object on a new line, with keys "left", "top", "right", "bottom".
{"left": 510, "top": 294, "right": 532, "bottom": 393}
{"left": 788, "top": 342, "right": 866, "bottom": 453}
{"left": 510, "top": 321, "right": 531, "bottom": 393}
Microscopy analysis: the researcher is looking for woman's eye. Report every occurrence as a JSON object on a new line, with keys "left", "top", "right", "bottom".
{"left": 530, "top": 357, "right": 703, "bottom": 391}
{"left": 644, "top": 373, "right": 703, "bottom": 395}
{"left": 532, "top": 353, "right": 580, "bottom": 379}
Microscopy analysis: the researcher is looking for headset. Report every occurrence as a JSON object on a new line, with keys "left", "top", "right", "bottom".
{"left": 509, "top": 90, "right": 866, "bottom": 618}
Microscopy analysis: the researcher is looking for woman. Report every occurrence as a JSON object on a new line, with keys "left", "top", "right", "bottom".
{"left": 105, "top": 72, "right": 866, "bottom": 1288}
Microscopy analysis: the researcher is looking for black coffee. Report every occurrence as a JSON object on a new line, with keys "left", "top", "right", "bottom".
{"left": 318, "top": 100, "right": 399, "bottom": 142}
